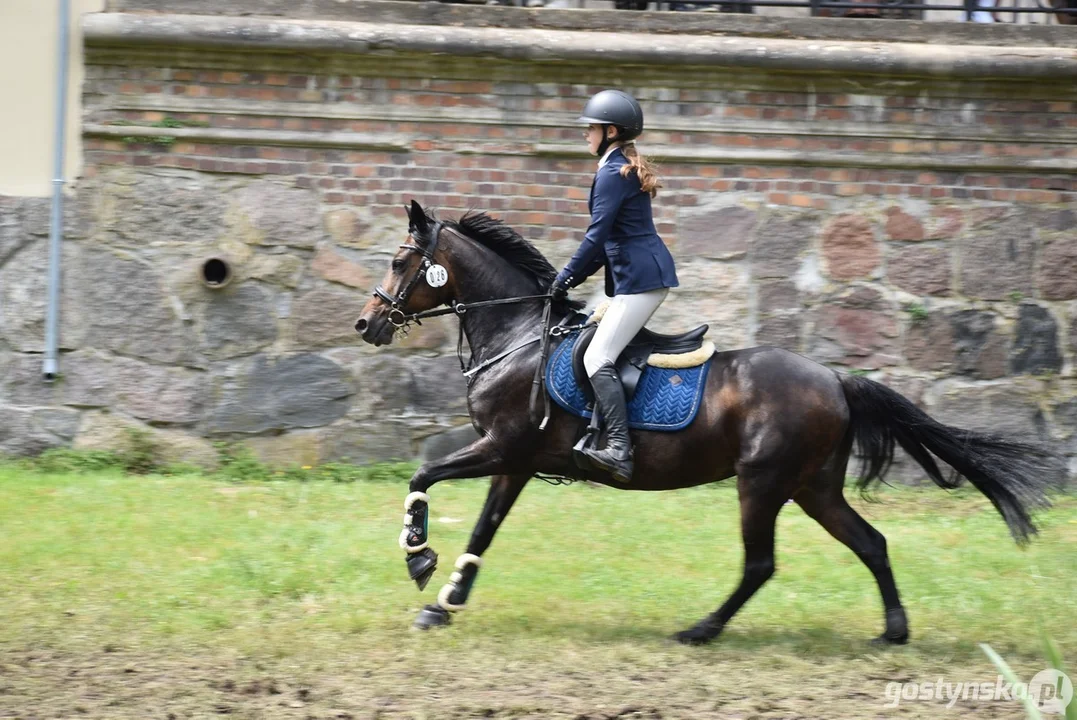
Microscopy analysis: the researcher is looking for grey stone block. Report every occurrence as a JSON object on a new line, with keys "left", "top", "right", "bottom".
{"left": 1011, "top": 304, "right": 1061, "bottom": 376}
{"left": 199, "top": 283, "right": 279, "bottom": 360}
{"left": 207, "top": 353, "right": 353, "bottom": 434}
{"left": 420, "top": 423, "right": 481, "bottom": 462}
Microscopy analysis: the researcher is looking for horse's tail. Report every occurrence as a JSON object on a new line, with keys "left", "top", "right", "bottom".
{"left": 838, "top": 374, "right": 1055, "bottom": 544}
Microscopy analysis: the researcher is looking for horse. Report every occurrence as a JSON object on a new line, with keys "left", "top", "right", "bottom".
{"left": 354, "top": 199, "right": 1054, "bottom": 644}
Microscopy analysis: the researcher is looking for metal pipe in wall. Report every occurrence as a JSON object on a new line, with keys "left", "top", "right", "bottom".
{"left": 43, "top": 0, "right": 72, "bottom": 381}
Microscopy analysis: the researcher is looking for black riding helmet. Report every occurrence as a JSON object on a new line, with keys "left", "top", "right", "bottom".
{"left": 578, "top": 89, "right": 644, "bottom": 156}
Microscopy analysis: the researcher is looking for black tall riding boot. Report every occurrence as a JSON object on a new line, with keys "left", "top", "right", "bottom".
{"left": 582, "top": 362, "right": 634, "bottom": 483}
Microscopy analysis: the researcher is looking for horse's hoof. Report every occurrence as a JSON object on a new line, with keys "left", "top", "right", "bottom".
{"left": 412, "top": 604, "right": 452, "bottom": 630}
{"left": 871, "top": 608, "right": 909, "bottom": 646}
{"left": 406, "top": 548, "right": 438, "bottom": 591}
{"left": 871, "top": 632, "right": 909, "bottom": 647}
{"left": 673, "top": 621, "right": 723, "bottom": 646}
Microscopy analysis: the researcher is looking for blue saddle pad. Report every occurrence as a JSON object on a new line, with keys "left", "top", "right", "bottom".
{"left": 546, "top": 331, "right": 711, "bottom": 432}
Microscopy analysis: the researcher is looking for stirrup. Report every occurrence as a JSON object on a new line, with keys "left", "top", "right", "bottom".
{"left": 573, "top": 433, "right": 594, "bottom": 470}
{"left": 573, "top": 407, "right": 603, "bottom": 470}
{"left": 582, "top": 446, "right": 633, "bottom": 483}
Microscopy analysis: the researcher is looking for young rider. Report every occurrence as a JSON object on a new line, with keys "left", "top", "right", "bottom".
{"left": 551, "top": 89, "right": 679, "bottom": 483}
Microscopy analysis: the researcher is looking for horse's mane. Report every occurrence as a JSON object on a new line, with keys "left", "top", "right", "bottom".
{"left": 431, "top": 210, "right": 585, "bottom": 311}
{"left": 449, "top": 212, "right": 557, "bottom": 289}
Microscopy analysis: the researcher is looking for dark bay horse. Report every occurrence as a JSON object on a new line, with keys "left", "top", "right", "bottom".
{"left": 355, "top": 200, "right": 1054, "bottom": 644}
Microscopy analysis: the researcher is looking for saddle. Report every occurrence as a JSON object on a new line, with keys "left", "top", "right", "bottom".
{"left": 545, "top": 313, "right": 715, "bottom": 435}
{"left": 570, "top": 322, "right": 709, "bottom": 403}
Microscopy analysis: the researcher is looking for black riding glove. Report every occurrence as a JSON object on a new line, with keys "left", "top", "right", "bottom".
{"left": 551, "top": 270, "right": 571, "bottom": 301}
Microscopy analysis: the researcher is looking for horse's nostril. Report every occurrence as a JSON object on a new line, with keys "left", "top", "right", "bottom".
{"left": 355, "top": 318, "right": 368, "bottom": 333}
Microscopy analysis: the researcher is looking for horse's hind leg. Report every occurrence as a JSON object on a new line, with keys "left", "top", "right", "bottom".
{"left": 674, "top": 469, "right": 788, "bottom": 645}
{"left": 794, "top": 479, "right": 909, "bottom": 645}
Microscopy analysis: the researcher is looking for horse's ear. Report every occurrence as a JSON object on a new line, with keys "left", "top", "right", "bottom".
{"left": 408, "top": 199, "right": 429, "bottom": 234}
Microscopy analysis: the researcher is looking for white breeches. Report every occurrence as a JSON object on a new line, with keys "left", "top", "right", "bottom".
{"left": 583, "top": 288, "right": 669, "bottom": 378}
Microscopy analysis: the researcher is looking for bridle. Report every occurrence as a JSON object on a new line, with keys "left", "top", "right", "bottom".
{"left": 372, "top": 222, "right": 552, "bottom": 333}
{"left": 372, "top": 221, "right": 447, "bottom": 330}
{"left": 369, "top": 221, "right": 567, "bottom": 430}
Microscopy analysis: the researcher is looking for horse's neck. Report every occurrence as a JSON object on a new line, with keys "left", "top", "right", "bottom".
{"left": 450, "top": 244, "right": 545, "bottom": 359}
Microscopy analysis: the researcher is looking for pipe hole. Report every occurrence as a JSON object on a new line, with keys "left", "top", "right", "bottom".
{"left": 201, "top": 258, "right": 232, "bottom": 289}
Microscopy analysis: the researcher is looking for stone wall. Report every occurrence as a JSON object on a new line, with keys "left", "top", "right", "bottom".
{"left": 1, "top": 2, "right": 1075, "bottom": 481}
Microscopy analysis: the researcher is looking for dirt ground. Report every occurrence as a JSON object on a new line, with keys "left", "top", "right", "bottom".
{"left": 0, "top": 639, "right": 1031, "bottom": 719}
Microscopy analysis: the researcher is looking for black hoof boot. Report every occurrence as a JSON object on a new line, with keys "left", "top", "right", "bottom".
{"left": 406, "top": 548, "right": 439, "bottom": 591}
{"left": 673, "top": 618, "right": 724, "bottom": 646}
{"left": 412, "top": 604, "right": 452, "bottom": 630}
{"left": 872, "top": 607, "right": 909, "bottom": 646}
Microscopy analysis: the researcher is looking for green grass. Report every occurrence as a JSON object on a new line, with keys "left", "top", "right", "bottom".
{"left": 1, "top": 465, "right": 1074, "bottom": 718}
{"left": 903, "top": 301, "right": 930, "bottom": 325}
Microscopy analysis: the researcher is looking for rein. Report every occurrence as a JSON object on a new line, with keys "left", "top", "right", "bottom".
{"left": 386, "top": 293, "right": 554, "bottom": 328}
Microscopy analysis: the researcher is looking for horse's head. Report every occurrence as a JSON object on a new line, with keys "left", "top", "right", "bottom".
{"left": 355, "top": 200, "right": 455, "bottom": 346}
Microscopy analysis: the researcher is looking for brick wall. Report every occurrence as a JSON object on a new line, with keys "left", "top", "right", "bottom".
{"left": 1, "top": 4, "right": 1075, "bottom": 482}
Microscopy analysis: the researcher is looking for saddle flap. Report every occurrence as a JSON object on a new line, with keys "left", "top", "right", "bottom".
{"left": 569, "top": 325, "right": 595, "bottom": 403}
{"left": 571, "top": 325, "right": 647, "bottom": 403}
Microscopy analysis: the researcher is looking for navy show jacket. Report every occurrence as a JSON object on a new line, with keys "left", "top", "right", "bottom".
{"left": 558, "top": 147, "right": 679, "bottom": 297}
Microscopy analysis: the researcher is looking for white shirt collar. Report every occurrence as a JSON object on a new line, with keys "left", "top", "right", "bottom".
{"left": 598, "top": 143, "right": 621, "bottom": 168}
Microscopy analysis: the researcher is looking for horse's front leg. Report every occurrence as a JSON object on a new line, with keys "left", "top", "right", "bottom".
{"left": 399, "top": 436, "right": 508, "bottom": 592}
{"left": 411, "top": 474, "right": 531, "bottom": 630}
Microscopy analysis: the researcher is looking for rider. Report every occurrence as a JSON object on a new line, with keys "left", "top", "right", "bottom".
{"left": 551, "top": 89, "right": 679, "bottom": 484}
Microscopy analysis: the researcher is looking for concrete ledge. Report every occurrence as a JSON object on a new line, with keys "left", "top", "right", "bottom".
{"left": 78, "top": 122, "right": 1077, "bottom": 173}
{"left": 111, "top": 95, "right": 1077, "bottom": 146}
{"left": 527, "top": 142, "right": 1074, "bottom": 173}
{"left": 84, "top": 13, "right": 1077, "bottom": 80}
{"left": 537, "top": 143, "right": 1077, "bottom": 173}
{"left": 84, "top": 123, "right": 412, "bottom": 151}
{"left": 104, "top": 0, "right": 1077, "bottom": 49}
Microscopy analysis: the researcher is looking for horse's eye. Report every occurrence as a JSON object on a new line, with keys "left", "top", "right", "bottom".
{"left": 391, "top": 258, "right": 405, "bottom": 272}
